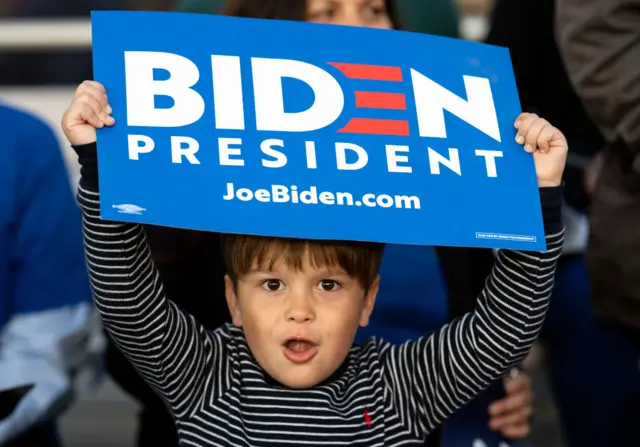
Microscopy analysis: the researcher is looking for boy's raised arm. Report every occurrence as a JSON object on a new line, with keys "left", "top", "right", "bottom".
{"left": 62, "top": 82, "right": 229, "bottom": 418}
{"left": 380, "top": 186, "right": 563, "bottom": 436}
{"left": 77, "top": 140, "right": 232, "bottom": 417}
{"left": 379, "top": 112, "right": 567, "bottom": 437}
{"left": 76, "top": 142, "right": 230, "bottom": 418}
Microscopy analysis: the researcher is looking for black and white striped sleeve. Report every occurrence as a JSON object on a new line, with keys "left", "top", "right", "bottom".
{"left": 380, "top": 187, "right": 564, "bottom": 437}
{"left": 74, "top": 142, "right": 227, "bottom": 419}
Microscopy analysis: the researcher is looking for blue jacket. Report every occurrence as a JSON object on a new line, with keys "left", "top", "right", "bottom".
{"left": 0, "top": 104, "right": 89, "bottom": 326}
{"left": 356, "top": 244, "right": 449, "bottom": 344}
{"left": 0, "top": 104, "right": 92, "bottom": 443}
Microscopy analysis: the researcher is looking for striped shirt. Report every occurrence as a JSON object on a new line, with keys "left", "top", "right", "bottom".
{"left": 76, "top": 142, "right": 563, "bottom": 447}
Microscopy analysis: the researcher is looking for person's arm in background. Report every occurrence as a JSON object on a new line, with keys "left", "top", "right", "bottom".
{"left": 0, "top": 108, "right": 93, "bottom": 444}
{"left": 555, "top": 0, "right": 640, "bottom": 167}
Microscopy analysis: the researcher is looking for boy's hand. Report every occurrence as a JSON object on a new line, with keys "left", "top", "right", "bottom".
{"left": 488, "top": 372, "right": 534, "bottom": 440}
{"left": 62, "top": 80, "right": 115, "bottom": 146}
{"left": 514, "top": 113, "right": 568, "bottom": 188}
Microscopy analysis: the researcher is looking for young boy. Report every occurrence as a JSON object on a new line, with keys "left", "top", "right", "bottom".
{"left": 63, "top": 80, "right": 566, "bottom": 446}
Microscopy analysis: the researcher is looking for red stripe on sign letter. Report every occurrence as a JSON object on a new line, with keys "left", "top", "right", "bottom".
{"left": 354, "top": 91, "right": 407, "bottom": 110}
{"left": 338, "top": 118, "right": 410, "bottom": 136}
{"left": 328, "top": 62, "right": 403, "bottom": 82}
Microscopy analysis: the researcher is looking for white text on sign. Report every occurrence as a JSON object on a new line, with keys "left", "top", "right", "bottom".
{"left": 122, "top": 51, "right": 506, "bottom": 178}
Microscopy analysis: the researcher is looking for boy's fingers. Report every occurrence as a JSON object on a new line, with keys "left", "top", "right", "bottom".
{"left": 79, "top": 80, "right": 106, "bottom": 95}
{"left": 514, "top": 113, "right": 538, "bottom": 146}
{"left": 76, "top": 80, "right": 110, "bottom": 112}
{"left": 524, "top": 119, "right": 550, "bottom": 153}
{"left": 536, "top": 125, "right": 556, "bottom": 154}
{"left": 77, "top": 93, "right": 108, "bottom": 124}
{"left": 514, "top": 112, "right": 532, "bottom": 129}
{"left": 76, "top": 102, "right": 104, "bottom": 128}
{"left": 80, "top": 93, "right": 114, "bottom": 126}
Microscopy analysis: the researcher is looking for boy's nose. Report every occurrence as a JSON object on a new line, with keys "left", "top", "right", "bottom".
{"left": 285, "top": 294, "right": 316, "bottom": 323}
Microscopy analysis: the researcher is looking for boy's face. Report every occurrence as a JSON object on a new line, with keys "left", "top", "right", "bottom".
{"left": 225, "top": 251, "right": 379, "bottom": 389}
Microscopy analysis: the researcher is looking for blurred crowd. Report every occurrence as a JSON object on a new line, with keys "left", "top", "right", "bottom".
{"left": 0, "top": 1, "right": 638, "bottom": 446}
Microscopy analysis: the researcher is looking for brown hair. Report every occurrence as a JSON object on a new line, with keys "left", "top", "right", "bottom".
{"left": 220, "top": 0, "right": 402, "bottom": 29}
{"left": 222, "top": 234, "right": 384, "bottom": 291}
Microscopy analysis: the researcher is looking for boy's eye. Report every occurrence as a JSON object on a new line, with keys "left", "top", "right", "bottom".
{"left": 261, "top": 279, "right": 284, "bottom": 291}
{"left": 318, "top": 279, "right": 341, "bottom": 292}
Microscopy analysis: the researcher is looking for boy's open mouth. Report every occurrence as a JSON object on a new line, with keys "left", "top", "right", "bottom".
{"left": 283, "top": 338, "right": 319, "bottom": 364}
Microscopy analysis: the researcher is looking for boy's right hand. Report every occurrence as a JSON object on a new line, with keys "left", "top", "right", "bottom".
{"left": 62, "top": 81, "right": 115, "bottom": 146}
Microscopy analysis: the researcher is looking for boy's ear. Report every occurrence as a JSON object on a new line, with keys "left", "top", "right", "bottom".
{"left": 359, "top": 275, "right": 380, "bottom": 328}
{"left": 225, "top": 275, "right": 243, "bottom": 327}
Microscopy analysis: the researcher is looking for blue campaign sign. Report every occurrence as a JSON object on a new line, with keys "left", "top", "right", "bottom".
{"left": 91, "top": 11, "right": 545, "bottom": 250}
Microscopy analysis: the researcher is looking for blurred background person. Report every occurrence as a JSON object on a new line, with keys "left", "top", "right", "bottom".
{"left": 487, "top": 0, "right": 640, "bottom": 445}
{"left": 0, "top": 103, "right": 93, "bottom": 446}
{"left": 555, "top": 0, "right": 640, "bottom": 444}
{"left": 175, "top": 0, "right": 462, "bottom": 37}
{"left": 557, "top": 0, "right": 640, "bottom": 342}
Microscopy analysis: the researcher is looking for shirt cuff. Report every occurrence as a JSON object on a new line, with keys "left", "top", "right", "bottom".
{"left": 72, "top": 142, "right": 99, "bottom": 189}
{"left": 539, "top": 185, "right": 564, "bottom": 233}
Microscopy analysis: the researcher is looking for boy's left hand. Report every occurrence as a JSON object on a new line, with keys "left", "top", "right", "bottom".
{"left": 514, "top": 113, "right": 568, "bottom": 188}
{"left": 488, "top": 372, "right": 534, "bottom": 440}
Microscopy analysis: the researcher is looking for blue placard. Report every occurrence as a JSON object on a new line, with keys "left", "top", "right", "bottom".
{"left": 91, "top": 11, "right": 545, "bottom": 250}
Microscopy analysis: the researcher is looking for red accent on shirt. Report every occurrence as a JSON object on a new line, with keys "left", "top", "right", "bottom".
{"left": 364, "top": 409, "right": 372, "bottom": 427}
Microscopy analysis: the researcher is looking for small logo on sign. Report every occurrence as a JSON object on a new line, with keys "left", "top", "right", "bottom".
{"left": 112, "top": 204, "right": 146, "bottom": 215}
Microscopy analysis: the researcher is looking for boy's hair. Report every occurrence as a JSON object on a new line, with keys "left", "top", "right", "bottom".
{"left": 221, "top": 234, "right": 384, "bottom": 292}
{"left": 220, "top": 0, "right": 403, "bottom": 30}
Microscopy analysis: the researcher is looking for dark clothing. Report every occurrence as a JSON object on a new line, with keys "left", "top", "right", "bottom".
{"left": 585, "top": 141, "right": 640, "bottom": 331}
{"left": 541, "top": 255, "right": 640, "bottom": 447}
{"left": 556, "top": 0, "right": 640, "bottom": 332}
{"left": 485, "top": 0, "right": 605, "bottom": 213}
